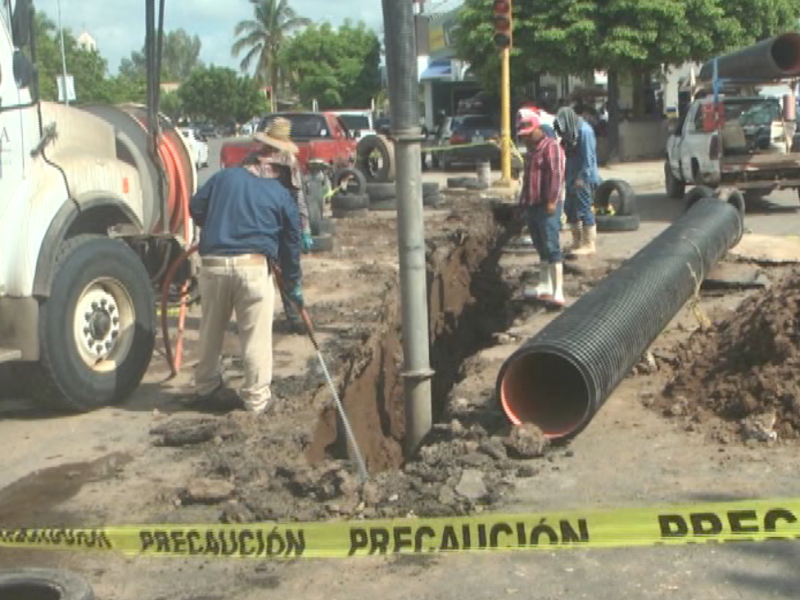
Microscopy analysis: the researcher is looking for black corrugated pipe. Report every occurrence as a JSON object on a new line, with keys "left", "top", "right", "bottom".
{"left": 698, "top": 32, "right": 800, "bottom": 81}
{"left": 496, "top": 196, "right": 744, "bottom": 441}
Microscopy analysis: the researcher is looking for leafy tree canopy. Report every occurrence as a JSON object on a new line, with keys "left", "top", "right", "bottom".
{"left": 178, "top": 66, "right": 267, "bottom": 123}
{"left": 278, "top": 20, "right": 381, "bottom": 108}
{"left": 118, "top": 28, "right": 204, "bottom": 82}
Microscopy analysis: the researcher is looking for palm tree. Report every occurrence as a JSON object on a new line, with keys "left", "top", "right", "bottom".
{"left": 231, "top": 0, "right": 311, "bottom": 99}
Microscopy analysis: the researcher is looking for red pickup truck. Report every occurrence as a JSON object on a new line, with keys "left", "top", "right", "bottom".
{"left": 219, "top": 111, "right": 359, "bottom": 172}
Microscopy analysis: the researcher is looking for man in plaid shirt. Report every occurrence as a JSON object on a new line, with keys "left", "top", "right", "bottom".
{"left": 517, "top": 113, "right": 567, "bottom": 307}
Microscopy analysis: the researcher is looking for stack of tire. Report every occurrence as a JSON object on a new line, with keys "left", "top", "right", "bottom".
{"left": 366, "top": 181, "right": 442, "bottom": 210}
{"left": 446, "top": 176, "right": 490, "bottom": 191}
{"left": 356, "top": 134, "right": 396, "bottom": 183}
{"left": 304, "top": 170, "right": 336, "bottom": 252}
{"left": 592, "top": 179, "right": 639, "bottom": 232}
{"left": 329, "top": 167, "right": 370, "bottom": 219}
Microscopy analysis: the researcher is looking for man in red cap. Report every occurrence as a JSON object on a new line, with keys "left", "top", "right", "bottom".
{"left": 517, "top": 112, "right": 567, "bottom": 307}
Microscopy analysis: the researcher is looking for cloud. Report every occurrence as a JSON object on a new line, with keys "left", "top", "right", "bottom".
{"left": 34, "top": 0, "right": 384, "bottom": 75}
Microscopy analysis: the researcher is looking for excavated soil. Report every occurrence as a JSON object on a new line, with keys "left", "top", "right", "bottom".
{"left": 148, "top": 198, "right": 557, "bottom": 523}
{"left": 658, "top": 268, "right": 800, "bottom": 444}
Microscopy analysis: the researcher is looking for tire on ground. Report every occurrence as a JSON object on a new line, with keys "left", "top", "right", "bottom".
{"left": 332, "top": 207, "right": 369, "bottom": 219}
{"left": 305, "top": 175, "right": 325, "bottom": 235}
{"left": 464, "top": 179, "right": 489, "bottom": 190}
{"left": 16, "top": 235, "right": 156, "bottom": 412}
{"left": 310, "top": 234, "right": 335, "bottom": 253}
{"left": 595, "top": 214, "right": 640, "bottom": 232}
{"left": 664, "top": 159, "right": 685, "bottom": 199}
{"left": 423, "top": 182, "right": 440, "bottom": 196}
{"left": 684, "top": 185, "right": 716, "bottom": 212}
{"left": 331, "top": 192, "right": 369, "bottom": 211}
{"left": 318, "top": 217, "right": 336, "bottom": 235}
{"left": 446, "top": 177, "right": 472, "bottom": 189}
{"left": 356, "top": 134, "right": 396, "bottom": 183}
{"left": 366, "top": 182, "right": 396, "bottom": 201}
{"left": 0, "top": 568, "right": 95, "bottom": 600}
{"left": 594, "top": 179, "right": 637, "bottom": 216}
{"left": 423, "top": 193, "right": 443, "bottom": 207}
{"left": 370, "top": 198, "right": 397, "bottom": 211}
{"left": 331, "top": 166, "right": 367, "bottom": 195}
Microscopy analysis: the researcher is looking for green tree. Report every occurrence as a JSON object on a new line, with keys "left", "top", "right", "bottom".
{"left": 118, "top": 28, "right": 203, "bottom": 82}
{"left": 160, "top": 91, "right": 184, "bottom": 120}
{"left": 231, "top": 0, "right": 311, "bottom": 95}
{"left": 178, "top": 66, "right": 267, "bottom": 123}
{"left": 278, "top": 20, "right": 381, "bottom": 108}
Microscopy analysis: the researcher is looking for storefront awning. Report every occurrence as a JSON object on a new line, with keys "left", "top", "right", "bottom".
{"left": 420, "top": 60, "right": 453, "bottom": 81}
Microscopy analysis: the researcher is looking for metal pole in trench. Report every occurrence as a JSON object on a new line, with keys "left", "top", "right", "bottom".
{"left": 380, "top": 0, "right": 434, "bottom": 458}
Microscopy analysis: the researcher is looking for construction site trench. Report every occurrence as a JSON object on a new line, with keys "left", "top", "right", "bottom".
{"left": 150, "top": 198, "right": 544, "bottom": 523}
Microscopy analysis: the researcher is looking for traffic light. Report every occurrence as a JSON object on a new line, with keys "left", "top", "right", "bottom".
{"left": 492, "top": 0, "right": 512, "bottom": 49}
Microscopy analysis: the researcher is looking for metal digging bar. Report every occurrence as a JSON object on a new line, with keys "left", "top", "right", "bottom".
{"left": 496, "top": 197, "right": 744, "bottom": 442}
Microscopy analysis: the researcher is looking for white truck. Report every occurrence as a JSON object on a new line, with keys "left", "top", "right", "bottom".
{"left": 0, "top": 0, "right": 197, "bottom": 411}
{"left": 331, "top": 110, "right": 376, "bottom": 141}
{"left": 664, "top": 93, "right": 800, "bottom": 201}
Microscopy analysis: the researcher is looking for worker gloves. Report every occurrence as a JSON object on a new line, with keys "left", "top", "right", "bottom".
{"left": 288, "top": 283, "right": 304, "bottom": 308}
{"left": 301, "top": 232, "right": 314, "bottom": 253}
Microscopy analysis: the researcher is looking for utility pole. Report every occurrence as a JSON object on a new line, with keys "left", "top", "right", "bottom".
{"left": 381, "top": 0, "right": 434, "bottom": 458}
{"left": 492, "top": 0, "right": 513, "bottom": 186}
{"left": 56, "top": 0, "right": 70, "bottom": 105}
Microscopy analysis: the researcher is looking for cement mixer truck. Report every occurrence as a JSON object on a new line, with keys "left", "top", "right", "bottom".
{"left": 0, "top": 0, "right": 197, "bottom": 411}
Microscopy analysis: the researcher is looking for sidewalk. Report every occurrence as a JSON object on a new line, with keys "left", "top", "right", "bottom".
{"left": 599, "top": 159, "right": 664, "bottom": 190}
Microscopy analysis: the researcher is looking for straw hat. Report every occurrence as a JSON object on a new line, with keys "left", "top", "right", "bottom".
{"left": 254, "top": 117, "right": 299, "bottom": 155}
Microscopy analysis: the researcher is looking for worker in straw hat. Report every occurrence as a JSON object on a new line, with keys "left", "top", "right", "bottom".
{"left": 188, "top": 141, "right": 303, "bottom": 414}
{"left": 245, "top": 117, "right": 312, "bottom": 334}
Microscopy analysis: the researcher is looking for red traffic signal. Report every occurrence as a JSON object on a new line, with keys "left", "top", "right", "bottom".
{"left": 492, "top": 0, "right": 512, "bottom": 49}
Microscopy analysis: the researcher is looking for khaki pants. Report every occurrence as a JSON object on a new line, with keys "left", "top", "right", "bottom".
{"left": 194, "top": 255, "right": 275, "bottom": 413}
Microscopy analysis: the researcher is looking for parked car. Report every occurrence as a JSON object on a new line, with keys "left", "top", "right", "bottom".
{"left": 178, "top": 127, "right": 209, "bottom": 169}
{"left": 219, "top": 112, "right": 358, "bottom": 173}
{"left": 429, "top": 114, "right": 521, "bottom": 173}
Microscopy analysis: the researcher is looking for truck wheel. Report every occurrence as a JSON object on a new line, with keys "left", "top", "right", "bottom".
{"left": 19, "top": 235, "right": 156, "bottom": 412}
{"left": 664, "top": 160, "right": 685, "bottom": 199}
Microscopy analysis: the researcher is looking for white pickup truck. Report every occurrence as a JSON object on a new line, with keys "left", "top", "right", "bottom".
{"left": 664, "top": 94, "right": 800, "bottom": 200}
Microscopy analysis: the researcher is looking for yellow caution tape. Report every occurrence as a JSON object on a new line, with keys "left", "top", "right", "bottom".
{"left": 156, "top": 306, "right": 186, "bottom": 317}
{"left": 2, "top": 497, "right": 800, "bottom": 560}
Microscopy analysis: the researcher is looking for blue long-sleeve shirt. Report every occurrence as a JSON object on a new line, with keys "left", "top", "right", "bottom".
{"left": 189, "top": 167, "right": 302, "bottom": 285}
{"left": 565, "top": 120, "right": 601, "bottom": 188}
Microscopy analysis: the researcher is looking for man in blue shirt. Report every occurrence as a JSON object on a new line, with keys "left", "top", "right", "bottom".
{"left": 555, "top": 106, "right": 602, "bottom": 256}
{"left": 188, "top": 141, "right": 303, "bottom": 414}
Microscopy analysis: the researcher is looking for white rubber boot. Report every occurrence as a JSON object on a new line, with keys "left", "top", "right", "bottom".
{"left": 523, "top": 262, "right": 552, "bottom": 299}
{"left": 571, "top": 224, "right": 597, "bottom": 256}
{"left": 567, "top": 223, "right": 582, "bottom": 252}
{"left": 549, "top": 262, "right": 565, "bottom": 307}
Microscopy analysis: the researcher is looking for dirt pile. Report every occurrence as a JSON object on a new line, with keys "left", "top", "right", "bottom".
{"left": 659, "top": 269, "right": 800, "bottom": 442}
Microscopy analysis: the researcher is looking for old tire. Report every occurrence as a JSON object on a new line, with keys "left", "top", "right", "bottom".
{"left": 684, "top": 185, "right": 715, "bottom": 212}
{"left": 366, "top": 182, "right": 396, "bottom": 201}
{"left": 370, "top": 198, "right": 398, "bottom": 211}
{"left": 464, "top": 179, "right": 489, "bottom": 190}
{"left": 17, "top": 235, "right": 156, "bottom": 412}
{"left": 0, "top": 568, "right": 94, "bottom": 600}
{"left": 331, "top": 193, "right": 369, "bottom": 211}
{"left": 306, "top": 176, "right": 325, "bottom": 235}
{"left": 664, "top": 160, "right": 685, "bottom": 199}
{"left": 356, "top": 134, "right": 396, "bottom": 182}
{"left": 423, "top": 182, "right": 440, "bottom": 196}
{"left": 447, "top": 177, "right": 471, "bottom": 189}
{"left": 332, "top": 207, "right": 369, "bottom": 219}
{"left": 595, "top": 214, "right": 640, "bottom": 232}
{"left": 318, "top": 217, "right": 336, "bottom": 235}
{"left": 424, "top": 193, "right": 443, "bottom": 207}
{"left": 331, "top": 167, "right": 367, "bottom": 195}
{"left": 594, "top": 179, "right": 637, "bottom": 216}
{"left": 310, "top": 234, "right": 335, "bottom": 253}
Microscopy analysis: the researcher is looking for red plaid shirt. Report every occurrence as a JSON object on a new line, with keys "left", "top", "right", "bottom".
{"left": 519, "top": 136, "right": 565, "bottom": 208}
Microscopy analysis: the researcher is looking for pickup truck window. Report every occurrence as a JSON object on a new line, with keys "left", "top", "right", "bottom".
{"left": 259, "top": 114, "right": 330, "bottom": 139}
{"left": 339, "top": 115, "right": 370, "bottom": 132}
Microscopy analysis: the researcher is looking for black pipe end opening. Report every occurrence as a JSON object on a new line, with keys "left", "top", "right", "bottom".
{"left": 498, "top": 350, "right": 592, "bottom": 440}
{"left": 772, "top": 34, "right": 800, "bottom": 73}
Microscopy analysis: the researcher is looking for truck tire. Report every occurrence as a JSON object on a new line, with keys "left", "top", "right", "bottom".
{"left": 331, "top": 167, "right": 367, "bottom": 195}
{"left": 18, "top": 235, "right": 156, "bottom": 412}
{"left": 0, "top": 568, "right": 94, "bottom": 600}
{"left": 594, "top": 179, "right": 637, "bottom": 216}
{"left": 356, "top": 135, "right": 396, "bottom": 183}
{"left": 664, "top": 159, "right": 685, "bottom": 199}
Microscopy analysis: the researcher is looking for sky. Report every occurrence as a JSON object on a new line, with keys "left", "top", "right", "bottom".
{"left": 34, "top": 0, "right": 385, "bottom": 75}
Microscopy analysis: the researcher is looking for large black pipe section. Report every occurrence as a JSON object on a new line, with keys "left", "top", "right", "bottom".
{"left": 698, "top": 33, "right": 800, "bottom": 81}
{"left": 496, "top": 197, "right": 744, "bottom": 441}
{"left": 381, "top": 0, "right": 434, "bottom": 457}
